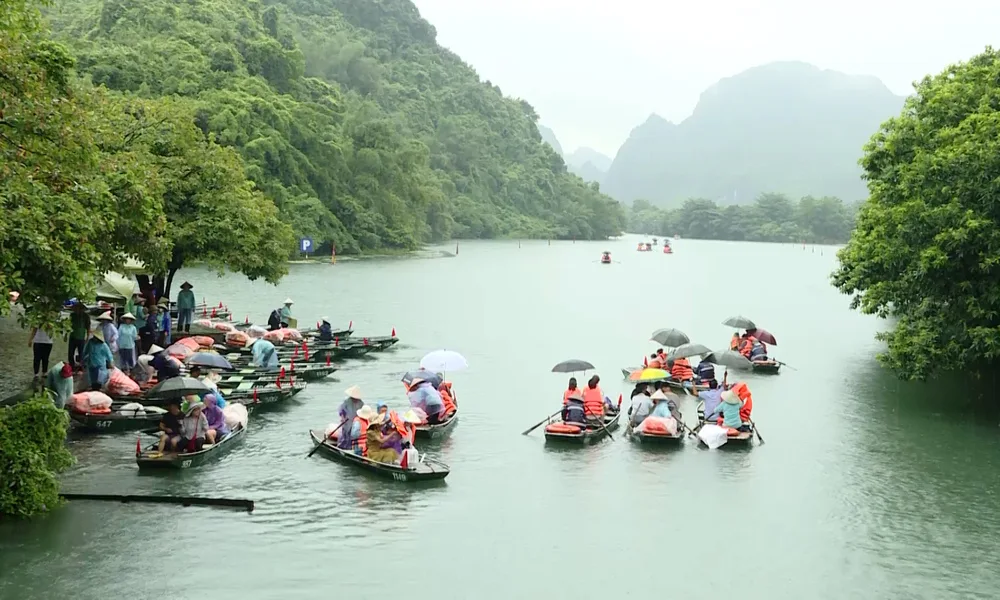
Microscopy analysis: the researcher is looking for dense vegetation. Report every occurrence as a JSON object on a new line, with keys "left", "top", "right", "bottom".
{"left": 603, "top": 62, "right": 905, "bottom": 208}
{"left": 0, "top": 397, "right": 74, "bottom": 518}
{"left": 1, "top": 0, "right": 292, "bottom": 326}
{"left": 630, "top": 194, "right": 858, "bottom": 244}
{"left": 833, "top": 49, "right": 1000, "bottom": 381}
{"left": 46, "top": 0, "right": 625, "bottom": 252}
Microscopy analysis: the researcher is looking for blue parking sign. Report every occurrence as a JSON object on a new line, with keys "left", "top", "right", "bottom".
{"left": 299, "top": 237, "right": 314, "bottom": 253}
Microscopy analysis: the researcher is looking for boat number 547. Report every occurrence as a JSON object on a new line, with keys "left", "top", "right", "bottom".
{"left": 95, "top": 421, "right": 112, "bottom": 429}
{"left": 181, "top": 459, "right": 192, "bottom": 469}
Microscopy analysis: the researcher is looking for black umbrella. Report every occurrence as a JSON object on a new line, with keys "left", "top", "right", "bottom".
{"left": 551, "top": 359, "right": 595, "bottom": 373}
{"left": 649, "top": 328, "right": 690, "bottom": 347}
{"left": 701, "top": 350, "right": 753, "bottom": 370}
{"left": 667, "top": 343, "right": 712, "bottom": 360}
{"left": 722, "top": 316, "right": 756, "bottom": 330}
{"left": 402, "top": 370, "right": 442, "bottom": 389}
{"left": 148, "top": 376, "right": 211, "bottom": 399}
{"left": 186, "top": 352, "right": 234, "bottom": 370}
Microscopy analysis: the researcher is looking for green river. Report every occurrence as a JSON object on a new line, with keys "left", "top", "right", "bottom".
{"left": 2, "top": 236, "right": 999, "bottom": 599}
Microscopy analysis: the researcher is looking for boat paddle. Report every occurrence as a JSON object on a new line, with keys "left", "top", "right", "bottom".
{"left": 307, "top": 421, "right": 346, "bottom": 458}
{"left": 747, "top": 418, "right": 765, "bottom": 444}
{"left": 521, "top": 409, "right": 563, "bottom": 436}
{"left": 591, "top": 412, "right": 614, "bottom": 442}
{"left": 775, "top": 361, "right": 797, "bottom": 371}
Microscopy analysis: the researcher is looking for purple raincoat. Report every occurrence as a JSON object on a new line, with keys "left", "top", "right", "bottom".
{"left": 203, "top": 394, "right": 229, "bottom": 437}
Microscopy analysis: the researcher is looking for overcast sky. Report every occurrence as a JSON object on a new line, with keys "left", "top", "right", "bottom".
{"left": 412, "top": 0, "right": 1000, "bottom": 157}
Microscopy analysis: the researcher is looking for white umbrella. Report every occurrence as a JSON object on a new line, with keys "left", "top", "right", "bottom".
{"left": 420, "top": 350, "right": 468, "bottom": 373}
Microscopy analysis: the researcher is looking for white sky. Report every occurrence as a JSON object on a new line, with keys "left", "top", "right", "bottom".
{"left": 412, "top": 0, "right": 1000, "bottom": 157}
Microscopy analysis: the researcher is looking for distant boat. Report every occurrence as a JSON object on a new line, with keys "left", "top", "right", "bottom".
{"left": 600, "top": 251, "right": 612, "bottom": 264}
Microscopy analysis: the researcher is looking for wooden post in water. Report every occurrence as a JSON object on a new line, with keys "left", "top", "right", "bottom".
{"left": 455, "top": 241, "right": 459, "bottom": 255}
{"left": 331, "top": 244, "right": 336, "bottom": 264}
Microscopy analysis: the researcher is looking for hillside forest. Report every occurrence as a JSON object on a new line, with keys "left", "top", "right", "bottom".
{"left": 43, "top": 0, "right": 625, "bottom": 256}
{"left": 629, "top": 194, "right": 859, "bottom": 244}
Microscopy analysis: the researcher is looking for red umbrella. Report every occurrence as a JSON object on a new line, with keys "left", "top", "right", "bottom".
{"left": 748, "top": 328, "right": 777, "bottom": 346}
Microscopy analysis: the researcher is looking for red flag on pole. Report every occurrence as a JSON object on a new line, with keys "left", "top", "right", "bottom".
{"left": 348, "top": 320, "right": 353, "bottom": 330}
{"left": 290, "top": 359, "right": 295, "bottom": 371}
{"left": 135, "top": 435, "right": 142, "bottom": 457}
{"left": 325, "top": 354, "right": 331, "bottom": 366}
{"left": 617, "top": 394, "right": 623, "bottom": 409}
{"left": 400, "top": 450, "right": 409, "bottom": 469}
{"left": 303, "top": 342, "right": 309, "bottom": 361}
{"left": 391, "top": 327, "right": 396, "bottom": 337}
{"left": 253, "top": 388, "right": 259, "bottom": 403}
{"left": 334, "top": 336, "right": 339, "bottom": 347}
{"left": 245, "top": 315, "right": 249, "bottom": 324}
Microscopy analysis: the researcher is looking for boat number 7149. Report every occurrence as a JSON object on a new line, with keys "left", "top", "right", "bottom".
{"left": 392, "top": 472, "right": 406, "bottom": 481}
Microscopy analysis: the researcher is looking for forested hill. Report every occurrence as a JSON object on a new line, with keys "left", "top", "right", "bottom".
{"left": 46, "top": 0, "right": 624, "bottom": 253}
{"left": 602, "top": 62, "right": 906, "bottom": 208}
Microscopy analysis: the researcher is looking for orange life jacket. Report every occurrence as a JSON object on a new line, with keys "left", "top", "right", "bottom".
{"left": 562, "top": 387, "right": 581, "bottom": 406}
{"left": 738, "top": 339, "right": 753, "bottom": 358}
{"left": 732, "top": 382, "right": 753, "bottom": 421}
{"left": 730, "top": 335, "right": 740, "bottom": 350}
{"left": 352, "top": 417, "right": 369, "bottom": 454}
{"left": 388, "top": 410, "right": 409, "bottom": 442}
{"left": 582, "top": 385, "right": 604, "bottom": 416}
{"left": 647, "top": 358, "right": 664, "bottom": 369}
{"left": 439, "top": 382, "right": 457, "bottom": 415}
{"left": 670, "top": 357, "right": 694, "bottom": 381}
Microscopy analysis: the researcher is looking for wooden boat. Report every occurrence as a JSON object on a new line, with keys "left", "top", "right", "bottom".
{"left": 307, "top": 430, "right": 450, "bottom": 482}
{"left": 600, "top": 251, "right": 612, "bottom": 264}
{"left": 414, "top": 410, "right": 458, "bottom": 440}
{"left": 626, "top": 421, "right": 685, "bottom": 445}
{"left": 543, "top": 411, "right": 621, "bottom": 444}
{"left": 136, "top": 422, "right": 247, "bottom": 469}
{"left": 70, "top": 406, "right": 163, "bottom": 433}
{"left": 213, "top": 364, "right": 336, "bottom": 383}
{"left": 751, "top": 360, "right": 781, "bottom": 374}
{"left": 692, "top": 419, "right": 755, "bottom": 447}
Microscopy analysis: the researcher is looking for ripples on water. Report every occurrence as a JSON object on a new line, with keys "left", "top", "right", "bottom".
{"left": 3, "top": 237, "right": 1000, "bottom": 599}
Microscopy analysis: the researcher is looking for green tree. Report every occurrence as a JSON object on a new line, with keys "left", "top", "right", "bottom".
{"left": 833, "top": 48, "right": 1000, "bottom": 380}
{"left": 0, "top": 397, "right": 75, "bottom": 518}
{"left": 0, "top": 0, "right": 165, "bottom": 327}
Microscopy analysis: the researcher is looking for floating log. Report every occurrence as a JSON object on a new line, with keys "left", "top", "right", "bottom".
{"left": 60, "top": 493, "right": 254, "bottom": 512}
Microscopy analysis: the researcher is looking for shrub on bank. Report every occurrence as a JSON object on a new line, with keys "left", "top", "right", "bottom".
{"left": 0, "top": 396, "right": 74, "bottom": 518}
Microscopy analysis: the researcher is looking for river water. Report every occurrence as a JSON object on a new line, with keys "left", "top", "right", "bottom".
{"left": 2, "top": 237, "right": 999, "bottom": 599}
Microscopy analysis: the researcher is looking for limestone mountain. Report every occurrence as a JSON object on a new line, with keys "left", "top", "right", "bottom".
{"left": 537, "top": 125, "right": 563, "bottom": 156}
{"left": 602, "top": 61, "right": 906, "bottom": 208}
{"left": 565, "top": 147, "right": 612, "bottom": 185}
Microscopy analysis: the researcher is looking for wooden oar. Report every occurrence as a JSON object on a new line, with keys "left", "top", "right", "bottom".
{"left": 747, "top": 418, "right": 765, "bottom": 444}
{"left": 775, "top": 361, "right": 797, "bottom": 371}
{"left": 522, "top": 409, "right": 563, "bottom": 435}
{"left": 306, "top": 421, "right": 345, "bottom": 458}
{"left": 591, "top": 412, "right": 614, "bottom": 442}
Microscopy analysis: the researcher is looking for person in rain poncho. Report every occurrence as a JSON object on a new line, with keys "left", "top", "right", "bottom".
{"left": 45, "top": 361, "right": 74, "bottom": 409}
{"left": 197, "top": 369, "right": 227, "bottom": 408}
{"left": 176, "top": 282, "right": 196, "bottom": 332}
{"left": 337, "top": 386, "right": 366, "bottom": 450}
{"left": 250, "top": 338, "right": 279, "bottom": 368}
{"left": 707, "top": 389, "right": 749, "bottom": 431}
{"left": 279, "top": 298, "right": 293, "bottom": 328}
{"left": 96, "top": 311, "right": 119, "bottom": 355}
{"left": 150, "top": 345, "right": 181, "bottom": 381}
{"left": 82, "top": 329, "right": 114, "bottom": 391}
{"left": 649, "top": 389, "right": 681, "bottom": 422}
{"left": 365, "top": 415, "right": 403, "bottom": 464}
{"left": 117, "top": 312, "right": 139, "bottom": 370}
{"left": 202, "top": 394, "right": 229, "bottom": 443}
{"left": 180, "top": 401, "right": 209, "bottom": 452}
{"left": 407, "top": 378, "right": 444, "bottom": 424}
{"left": 125, "top": 292, "right": 142, "bottom": 324}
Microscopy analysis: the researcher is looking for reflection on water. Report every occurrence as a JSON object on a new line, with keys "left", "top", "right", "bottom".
{"left": 2, "top": 237, "right": 1000, "bottom": 599}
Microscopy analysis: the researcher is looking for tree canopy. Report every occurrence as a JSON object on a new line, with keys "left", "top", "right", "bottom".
{"left": 45, "top": 0, "right": 626, "bottom": 253}
{"left": 629, "top": 194, "right": 858, "bottom": 244}
{"left": 832, "top": 48, "right": 1000, "bottom": 381}
{"left": 1, "top": 0, "right": 292, "bottom": 327}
